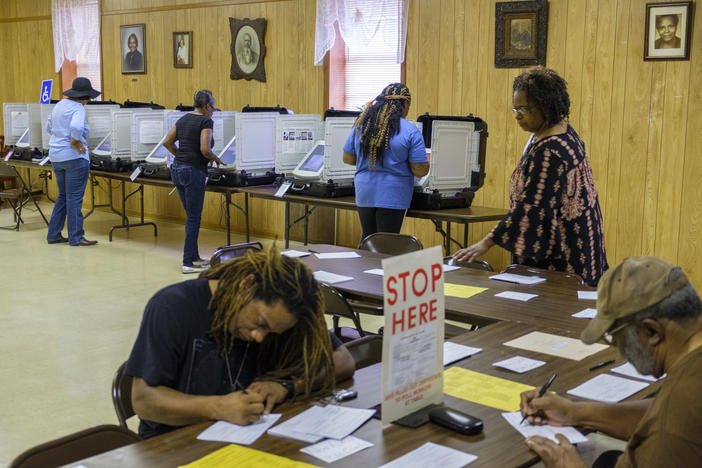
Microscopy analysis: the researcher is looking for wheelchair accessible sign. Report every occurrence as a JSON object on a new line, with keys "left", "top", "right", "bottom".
{"left": 40, "top": 80, "right": 53, "bottom": 104}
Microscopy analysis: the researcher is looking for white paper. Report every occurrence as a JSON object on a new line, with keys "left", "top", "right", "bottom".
{"left": 139, "top": 121, "right": 163, "bottom": 144}
{"left": 495, "top": 291, "right": 538, "bottom": 302}
{"left": 502, "top": 412, "right": 588, "bottom": 444}
{"left": 300, "top": 435, "right": 373, "bottom": 463}
{"left": 378, "top": 442, "right": 477, "bottom": 468}
{"left": 213, "top": 118, "right": 224, "bottom": 147}
{"left": 443, "top": 341, "right": 482, "bottom": 366}
{"left": 315, "top": 252, "right": 361, "bottom": 259}
{"left": 389, "top": 325, "right": 439, "bottom": 392}
{"left": 443, "top": 264, "right": 461, "bottom": 272}
{"left": 313, "top": 270, "right": 354, "bottom": 284}
{"left": 197, "top": 414, "right": 281, "bottom": 445}
{"left": 274, "top": 181, "right": 292, "bottom": 197}
{"left": 281, "top": 249, "right": 310, "bottom": 258}
{"left": 567, "top": 374, "right": 649, "bottom": 402}
{"left": 493, "top": 356, "right": 546, "bottom": 373}
{"left": 490, "top": 273, "right": 546, "bottom": 285}
{"left": 504, "top": 331, "right": 608, "bottom": 361}
{"left": 572, "top": 308, "right": 598, "bottom": 319}
{"left": 11, "top": 111, "right": 28, "bottom": 136}
{"left": 38, "top": 156, "right": 50, "bottom": 166}
{"left": 268, "top": 405, "right": 375, "bottom": 441}
{"left": 364, "top": 268, "right": 384, "bottom": 276}
{"left": 578, "top": 290, "right": 598, "bottom": 300}
{"left": 610, "top": 362, "right": 665, "bottom": 382}
{"left": 129, "top": 166, "right": 142, "bottom": 181}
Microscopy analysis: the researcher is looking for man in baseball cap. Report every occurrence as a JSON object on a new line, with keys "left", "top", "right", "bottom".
{"left": 519, "top": 256, "right": 702, "bottom": 468}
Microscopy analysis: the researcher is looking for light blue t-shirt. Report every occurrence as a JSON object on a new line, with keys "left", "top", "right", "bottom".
{"left": 343, "top": 118, "right": 427, "bottom": 210}
{"left": 46, "top": 99, "right": 90, "bottom": 162}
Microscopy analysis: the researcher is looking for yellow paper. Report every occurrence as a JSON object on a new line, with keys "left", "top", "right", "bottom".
{"left": 443, "top": 367, "right": 534, "bottom": 412}
{"left": 444, "top": 283, "right": 488, "bottom": 299}
{"left": 179, "top": 444, "right": 318, "bottom": 468}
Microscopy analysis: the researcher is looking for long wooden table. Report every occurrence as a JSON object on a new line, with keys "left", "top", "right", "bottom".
{"left": 242, "top": 185, "right": 507, "bottom": 254}
{"left": 68, "top": 321, "right": 656, "bottom": 467}
{"left": 299, "top": 244, "right": 594, "bottom": 332}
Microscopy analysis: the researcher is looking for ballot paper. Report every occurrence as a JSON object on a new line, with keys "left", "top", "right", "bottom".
{"left": 300, "top": 436, "right": 373, "bottom": 463}
{"left": 578, "top": 290, "right": 598, "bottom": 300}
{"left": 314, "top": 252, "right": 361, "bottom": 259}
{"left": 443, "top": 367, "right": 534, "bottom": 412}
{"left": 493, "top": 356, "right": 546, "bottom": 373}
{"left": 610, "top": 362, "right": 666, "bottom": 382}
{"left": 572, "top": 308, "right": 598, "bottom": 319}
{"left": 365, "top": 264, "right": 460, "bottom": 276}
{"left": 502, "top": 411, "right": 588, "bottom": 444}
{"left": 268, "top": 405, "right": 375, "bottom": 441}
{"left": 443, "top": 341, "right": 482, "bottom": 366}
{"left": 442, "top": 264, "right": 461, "bottom": 272}
{"left": 489, "top": 273, "right": 546, "bottom": 285}
{"left": 197, "top": 414, "right": 281, "bottom": 445}
{"left": 444, "top": 283, "right": 489, "bottom": 299}
{"left": 378, "top": 442, "right": 477, "bottom": 468}
{"left": 313, "top": 270, "right": 354, "bottom": 284}
{"left": 567, "top": 374, "right": 649, "bottom": 403}
{"left": 504, "top": 331, "right": 608, "bottom": 361}
{"left": 495, "top": 291, "right": 538, "bottom": 302}
{"left": 179, "top": 444, "right": 316, "bottom": 467}
{"left": 281, "top": 250, "right": 310, "bottom": 258}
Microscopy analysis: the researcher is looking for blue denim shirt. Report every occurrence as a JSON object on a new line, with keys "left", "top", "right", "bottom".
{"left": 46, "top": 99, "right": 90, "bottom": 162}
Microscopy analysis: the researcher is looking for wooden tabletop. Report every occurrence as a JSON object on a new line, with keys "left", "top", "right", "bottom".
{"left": 68, "top": 321, "right": 654, "bottom": 468}
{"left": 299, "top": 244, "right": 596, "bottom": 333}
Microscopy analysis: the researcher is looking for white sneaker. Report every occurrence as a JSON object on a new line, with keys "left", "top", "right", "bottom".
{"left": 193, "top": 258, "right": 210, "bottom": 267}
{"left": 182, "top": 264, "right": 208, "bottom": 274}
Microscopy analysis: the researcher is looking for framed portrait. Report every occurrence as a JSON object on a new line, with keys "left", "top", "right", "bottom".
{"left": 644, "top": 2, "right": 693, "bottom": 61}
{"left": 495, "top": 1, "right": 549, "bottom": 68}
{"left": 120, "top": 24, "right": 146, "bottom": 74}
{"left": 173, "top": 31, "right": 193, "bottom": 68}
{"left": 229, "top": 17, "right": 267, "bottom": 82}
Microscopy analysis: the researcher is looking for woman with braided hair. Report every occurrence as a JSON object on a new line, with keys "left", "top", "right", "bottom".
{"left": 125, "top": 246, "right": 355, "bottom": 439}
{"left": 343, "top": 83, "right": 428, "bottom": 242}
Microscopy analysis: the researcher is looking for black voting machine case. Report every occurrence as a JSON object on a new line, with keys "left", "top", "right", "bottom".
{"left": 411, "top": 113, "right": 488, "bottom": 210}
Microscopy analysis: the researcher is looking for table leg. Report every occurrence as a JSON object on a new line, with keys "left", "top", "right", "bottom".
{"left": 304, "top": 204, "right": 309, "bottom": 245}
{"left": 245, "top": 193, "right": 250, "bottom": 242}
{"left": 225, "top": 192, "right": 231, "bottom": 245}
{"left": 284, "top": 201, "right": 290, "bottom": 248}
{"left": 445, "top": 222, "right": 451, "bottom": 255}
{"left": 108, "top": 181, "right": 157, "bottom": 241}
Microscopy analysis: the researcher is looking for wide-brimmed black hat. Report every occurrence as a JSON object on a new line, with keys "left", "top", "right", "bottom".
{"left": 63, "top": 77, "right": 101, "bottom": 99}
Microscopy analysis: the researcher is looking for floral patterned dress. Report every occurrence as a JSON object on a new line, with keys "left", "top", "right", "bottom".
{"left": 488, "top": 124, "right": 608, "bottom": 285}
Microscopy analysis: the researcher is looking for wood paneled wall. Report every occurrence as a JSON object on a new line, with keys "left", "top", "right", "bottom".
{"left": 2, "top": 0, "right": 701, "bottom": 288}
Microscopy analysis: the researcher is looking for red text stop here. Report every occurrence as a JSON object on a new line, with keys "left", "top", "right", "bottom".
{"left": 385, "top": 263, "right": 442, "bottom": 335}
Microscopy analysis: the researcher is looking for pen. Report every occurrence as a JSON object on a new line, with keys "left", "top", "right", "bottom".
{"left": 521, "top": 373, "right": 557, "bottom": 425}
{"left": 589, "top": 359, "right": 615, "bottom": 371}
{"left": 308, "top": 249, "right": 319, "bottom": 254}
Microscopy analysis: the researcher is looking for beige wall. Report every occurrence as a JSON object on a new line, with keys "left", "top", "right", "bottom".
{"left": 2, "top": 0, "right": 702, "bottom": 288}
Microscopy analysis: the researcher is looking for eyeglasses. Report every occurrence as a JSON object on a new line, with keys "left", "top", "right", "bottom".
{"left": 511, "top": 106, "right": 531, "bottom": 116}
{"left": 601, "top": 320, "right": 633, "bottom": 345}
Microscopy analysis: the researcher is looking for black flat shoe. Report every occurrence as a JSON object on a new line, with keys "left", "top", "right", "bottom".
{"left": 72, "top": 239, "right": 98, "bottom": 246}
{"left": 47, "top": 236, "right": 69, "bottom": 244}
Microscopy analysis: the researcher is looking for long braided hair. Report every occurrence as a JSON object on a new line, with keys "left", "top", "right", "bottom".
{"left": 199, "top": 247, "right": 335, "bottom": 398}
{"left": 354, "top": 83, "right": 411, "bottom": 169}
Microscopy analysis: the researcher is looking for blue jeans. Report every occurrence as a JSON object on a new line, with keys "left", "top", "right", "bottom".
{"left": 47, "top": 158, "right": 90, "bottom": 245}
{"left": 171, "top": 162, "right": 207, "bottom": 266}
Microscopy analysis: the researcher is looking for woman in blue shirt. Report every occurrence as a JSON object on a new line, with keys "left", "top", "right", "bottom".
{"left": 46, "top": 77, "right": 100, "bottom": 246}
{"left": 342, "top": 83, "right": 428, "bottom": 242}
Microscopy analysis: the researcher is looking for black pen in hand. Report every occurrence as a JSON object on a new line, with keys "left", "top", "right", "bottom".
{"left": 521, "top": 373, "right": 557, "bottom": 425}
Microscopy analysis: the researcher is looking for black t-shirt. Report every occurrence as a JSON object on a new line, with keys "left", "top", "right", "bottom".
{"left": 174, "top": 113, "right": 214, "bottom": 171}
{"left": 125, "top": 278, "right": 342, "bottom": 439}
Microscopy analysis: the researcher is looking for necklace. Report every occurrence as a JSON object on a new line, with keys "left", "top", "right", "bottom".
{"left": 224, "top": 341, "right": 251, "bottom": 392}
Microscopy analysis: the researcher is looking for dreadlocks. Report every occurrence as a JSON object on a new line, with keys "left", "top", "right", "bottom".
{"left": 354, "top": 82, "right": 411, "bottom": 169}
{"left": 199, "top": 246, "right": 335, "bottom": 399}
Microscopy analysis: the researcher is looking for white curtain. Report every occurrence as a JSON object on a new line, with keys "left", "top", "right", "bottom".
{"left": 51, "top": 0, "right": 101, "bottom": 73}
{"left": 315, "top": 0, "right": 409, "bottom": 66}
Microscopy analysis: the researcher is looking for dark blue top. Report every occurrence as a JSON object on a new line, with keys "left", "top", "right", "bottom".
{"left": 174, "top": 113, "right": 214, "bottom": 172}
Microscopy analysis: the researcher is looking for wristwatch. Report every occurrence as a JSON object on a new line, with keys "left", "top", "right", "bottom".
{"left": 279, "top": 380, "right": 295, "bottom": 401}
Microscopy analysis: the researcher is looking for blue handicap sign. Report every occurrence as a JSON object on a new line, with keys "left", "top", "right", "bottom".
{"left": 40, "top": 79, "right": 53, "bottom": 104}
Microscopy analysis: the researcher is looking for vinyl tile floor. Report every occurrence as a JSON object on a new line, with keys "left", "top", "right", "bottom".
{"left": 0, "top": 200, "right": 386, "bottom": 465}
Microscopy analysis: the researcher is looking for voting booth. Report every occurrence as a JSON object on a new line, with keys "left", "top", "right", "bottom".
{"left": 285, "top": 109, "right": 359, "bottom": 198}
{"left": 3, "top": 103, "right": 32, "bottom": 160}
{"left": 411, "top": 113, "right": 488, "bottom": 210}
{"left": 275, "top": 114, "right": 324, "bottom": 174}
{"left": 89, "top": 107, "right": 143, "bottom": 172}
{"left": 138, "top": 110, "right": 186, "bottom": 180}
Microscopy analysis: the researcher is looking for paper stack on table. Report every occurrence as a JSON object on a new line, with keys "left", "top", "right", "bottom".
{"left": 268, "top": 404, "right": 376, "bottom": 442}
{"left": 315, "top": 252, "right": 361, "bottom": 259}
{"left": 378, "top": 442, "right": 477, "bottom": 468}
{"left": 443, "top": 367, "right": 534, "bottom": 412}
{"left": 610, "top": 362, "right": 665, "bottom": 382}
{"left": 493, "top": 356, "right": 546, "bottom": 373}
{"left": 300, "top": 436, "right": 374, "bottom": 463}
{"left": 504, "top": 331, "right": 607, "bottom": 361}
{"left": 313, "top": 270, "right": 354, "bottom": 284}
{"left": 443, "top": 341, "right": 482, "bottom": 366}
{"left": 502, "top": 411, "right": 588, "bottom": 444}
{"left": 489, "top": 273, "right": 546, "bottom": 285}
{"left": 197, "top": 414, "right": 281, "bottom": 445}
{"left": 567, "top": 374, "right": 649, "bottom": 402}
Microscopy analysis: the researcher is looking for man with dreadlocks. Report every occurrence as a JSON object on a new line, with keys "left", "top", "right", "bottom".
{"left": 343, "top": 83, "right": 428, "bottom": 242}
{"left": 125, "top": 247, "right": 355, "bottom": 439}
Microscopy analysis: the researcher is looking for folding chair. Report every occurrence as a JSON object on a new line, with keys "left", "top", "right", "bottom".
{"left": 112, "top": 361, "right": 136, "bottom": 430}
{"left": 210, "top": 241, "right": 264, "bottom": 267}
{"left": 321, "top": 283, "right": 378, "bottom": 342}
{"left": 8, "top": 424, "right": 141, "bottom": 468}
{"left": 358, "top": 232, "right": 423, "bottom": 255}
{"left": 344, "top": 334, "right": 383, "bottom": 369}
{"left": 0, "top": 162, "right": 48, "bottom": 230}
{"left": 443, "top": 256, "right": 493, "bottom": 271}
